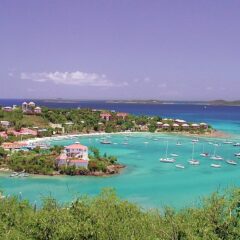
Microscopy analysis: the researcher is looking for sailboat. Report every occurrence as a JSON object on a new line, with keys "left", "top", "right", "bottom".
{"left": 175, "top": 164, "right": 185, "bottom": 169}
{"left": 160, "top": 141, "right": 175, "bottom": 163}
{"left": 211, "top": 163, "right": 221, "bottom": 168}
{"left": 226, "top": 160, "right": 237, "bottom": 165}
{"left": 200, "top": 144, "right": 209, "bottom": 157}
{"left": 210, "top": 144, "right": 223, "bottom": 160}
{"left": 188, "top": 143, "right": 200, "bottom": 165}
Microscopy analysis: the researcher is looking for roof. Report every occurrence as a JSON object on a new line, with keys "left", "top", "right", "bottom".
{"left": 191, "top": 124, "right": 199, "bottom": 127}
{"left": 69, "top": 159, "right": 88, "bottom": 163}
{"left": 116, "top": 112, "right": 128, "bottom": 116}
{"left": 100, "top": 112, "right": 111, "bottom": 117}
{"left": 65, "top": 143, "right": 88, "bottom": 150}
{"left": 35, "top": 107, "right": 41, "bottom": 110}
{"left": 182, "top": 123, "right": 189, "bottom": 127}
{"left": 200, "top": 122, "right": 207, "bottom": 125}
{"left": 163, "top": 123, "right": 170, "bottom": 127}
{"left": 173, "top": 123, "right": 179, "bottom": 127}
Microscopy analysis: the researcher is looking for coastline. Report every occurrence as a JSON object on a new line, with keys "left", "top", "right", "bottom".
{"left": 25, "top": 129, "right": 231, "bottom": 144}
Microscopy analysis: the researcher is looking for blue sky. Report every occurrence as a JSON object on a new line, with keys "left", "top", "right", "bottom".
{"left": 0, "top": 1, "right": 239, "bottom": 100}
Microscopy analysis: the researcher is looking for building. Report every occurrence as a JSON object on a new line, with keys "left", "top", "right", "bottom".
{"left": 56, "top": 142, "right": 89, "bottom": 168}
{"left": 191, "top": 123, "right": 200, "bottom": 129}
{"left": 162, "top": 123, "right": 170, "bottom": 129}
{"left": 172, "top": 123, "right": 179, "bottom": 130}
{"left": 156, "top": 121, "right": 163, "bottom": 128}
{"left": 0, "top": 132, "right": 8, "bottom": 139}
{"left": 64, "top": 142, "right": 88, "bottom": 159}
{"left": 100, "top": 112, "right": 112, "bottom": 121}
{"left": 19, "top": 128, "right": 38, "bottom": 136}
{"left": 200, "top": 123, "right": 208, "bottom": 129}
{"left": 116, "top": 112, "right": 128, "bottom": 120}
{"left": 182, "top": 123, "right": 189, "bottom": 129}
{"left": 3, "top": 106, "right": 13, "bottom": 112}
{"left": 1, "top": 142, "right": 27, "bottom": 151}
{"left": 22, "top": 101, "right": 41, "bottom": 114}
{"left": 34, "top": 107, "right": 42, "bottom": 114}
{"left": 0, "top": 121, "right": 11, "bottom": 128}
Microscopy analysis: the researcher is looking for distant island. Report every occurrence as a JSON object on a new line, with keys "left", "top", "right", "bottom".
{"left": 107, "top": 99, "right": 240, "bottom": 106}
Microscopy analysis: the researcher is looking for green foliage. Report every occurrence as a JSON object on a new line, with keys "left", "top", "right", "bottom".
{"left": 0, "top": 188, "right": 240, "bottom": 239}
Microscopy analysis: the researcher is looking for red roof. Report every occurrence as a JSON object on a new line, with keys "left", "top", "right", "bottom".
{"left": 65, "top": 143, "right": 88, "bottom": 150}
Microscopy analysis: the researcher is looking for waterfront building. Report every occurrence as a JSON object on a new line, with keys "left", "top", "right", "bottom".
{"left": 56, "top": 142, "right": 89, "bottom": 168}
{"left": 116, "top": 112, "right": 128, "bottom": 120}
{"left": 100, "top": 112, "right": 112, "bottom": 121}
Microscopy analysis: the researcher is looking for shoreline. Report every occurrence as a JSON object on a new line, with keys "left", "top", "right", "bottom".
{"left": 25, "top": 129, "right": 232, "bottom": 144}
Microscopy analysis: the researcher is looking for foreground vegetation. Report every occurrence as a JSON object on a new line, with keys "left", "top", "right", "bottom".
{"left": 0, "top": 188, "right": 240, "bottom": 239}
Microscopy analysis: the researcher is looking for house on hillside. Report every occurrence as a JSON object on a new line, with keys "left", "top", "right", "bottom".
{"left": 22, "top": 102, "right": 42, "bottom": 114}
{"left": 116, "top": 112, "right": 128, "bottom": 120}
{"left": 100, "top": 112, "right": 111, "bottom": 121}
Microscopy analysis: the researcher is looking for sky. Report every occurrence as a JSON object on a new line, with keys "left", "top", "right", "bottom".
{"left": 0, "top": 0, "right": 240, "bottom": 100}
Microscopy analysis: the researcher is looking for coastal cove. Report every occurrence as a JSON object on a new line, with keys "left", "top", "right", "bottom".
{"left": 0, "top": 101, "right": 239, "bottom": 209}
{"left": 1, "top": 131, "right": 240, "bottom": 209}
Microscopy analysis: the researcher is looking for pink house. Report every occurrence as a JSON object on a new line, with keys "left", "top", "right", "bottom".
{"left": 56, "top": 152, "right": 68, "bottom": 166}
{"left": 19, "top": 128, "right": 38, "bottom": 136}
{"left": 116, "top": 112, "right": 128, "bottom": 120}
{"left": 100, "top": 112, "right": 112, "bottom": 121}
{"left": 64, "top": 142, "right": 88, "bottom": 159}
{"left": 68, "top": 159, "right": 89, "bottom": 168}
{"left": 0, "top": 132, "right": 8, "bottom": 139}
{"left": 7, "top": 129, "right": 21, "bottom": 136}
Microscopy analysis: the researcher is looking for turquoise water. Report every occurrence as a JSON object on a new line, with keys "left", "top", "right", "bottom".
{"left": 1, "top": 132, "right": 240, "bottom": 209}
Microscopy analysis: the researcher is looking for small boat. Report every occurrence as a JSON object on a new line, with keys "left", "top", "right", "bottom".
{"left": 188, "top": 159, "right": 200, "bottom": 165}
{"left": 210, "top": 156, "right": 223, "bottom": 160}
{"left": 233, "top": 143, "right": 240, "bottom": 147}
{"left": 192, "top": 139, "right": 199, "bottom": 143}
{"left": 176, "top": 142, "right": 182, "bottom": 146}
{"left": 100, "top": 140, "right": 112, "bottom": 144}
{"left": 200, "top": 144, "right": 208, "bottom": 157}
{"left": 211, "top": 163, "right": 221, "bottom": 168}
{"left": 223, "top": 140, "right": 233, "bottom": 144}
{"left": 175, "top": 164, "right": 185, "bottom": 169}
{"left": 234, "top": 153, "right": 240, "bottom": 157}
{"left": 122, "top": 142, "right": 129, "bottom": 145}
{"left": 200, "top": 153, "right": 209, "bottom": 157}
{"left": 226, "top": 160, "right": 237, "bottom": 165}
{"left": 10, "top": 172, "right": 19, "bottom": 177}
{"left": 189, "top": 143, "right": 200, "bottom": 165}
{"left": 210, "top": 145, "right": 223, "bottom": 160}
{"left": 160, "top": 158, "right": 175, "bottom": 163}
{"left": 160, "top": 141, "right": 175, "bottom": 163}
{"left": 170, "top": 153, "right": 179, "bottom": 157}
{"left": 144, "top": 142, "right": 149, "bottom": 144}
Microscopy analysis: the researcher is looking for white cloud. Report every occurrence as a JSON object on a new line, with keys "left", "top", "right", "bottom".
{"left": 21, "top": 71, "right": 125, "bottom": 87}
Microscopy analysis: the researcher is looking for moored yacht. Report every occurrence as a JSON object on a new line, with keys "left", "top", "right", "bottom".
{"left": 188, "top": 143, "right": 200, "bottom": 165}
{"left": 211, "top": 163, "right": 221, "bottom": 168}
{"left": 160, "top": 141, "right": 175, "bottom": 163}
{"left": 175, "top": 164, "right": 185, "bottom": 169}
{"left": 226, "top": 160, "right": 237, "bottom": 165}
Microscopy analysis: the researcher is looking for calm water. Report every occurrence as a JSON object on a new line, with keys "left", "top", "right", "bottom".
{"left": 0, "top": 99, "right": 239, "bottom": 209}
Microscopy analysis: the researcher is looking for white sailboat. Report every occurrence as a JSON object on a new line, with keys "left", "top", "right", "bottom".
{"left": 210, "top": 144, "right": 223, "bottom": 160}
{"left": 175, "top": 164, "right": 185, "bottom": 169}
{"left": 160, "top": 141, "right": 175, "bottom": 163}
{"left": 188, "top": 143, "right": 200, "bottom": 165}
{"left": 226, "top": 160, "right": 237, "bottom": 165}
{"left": 211, "top": 163, "right": 221, "bottom": 168}
{"left": 200, "top": 144, "right": 209, "bottom": 157}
